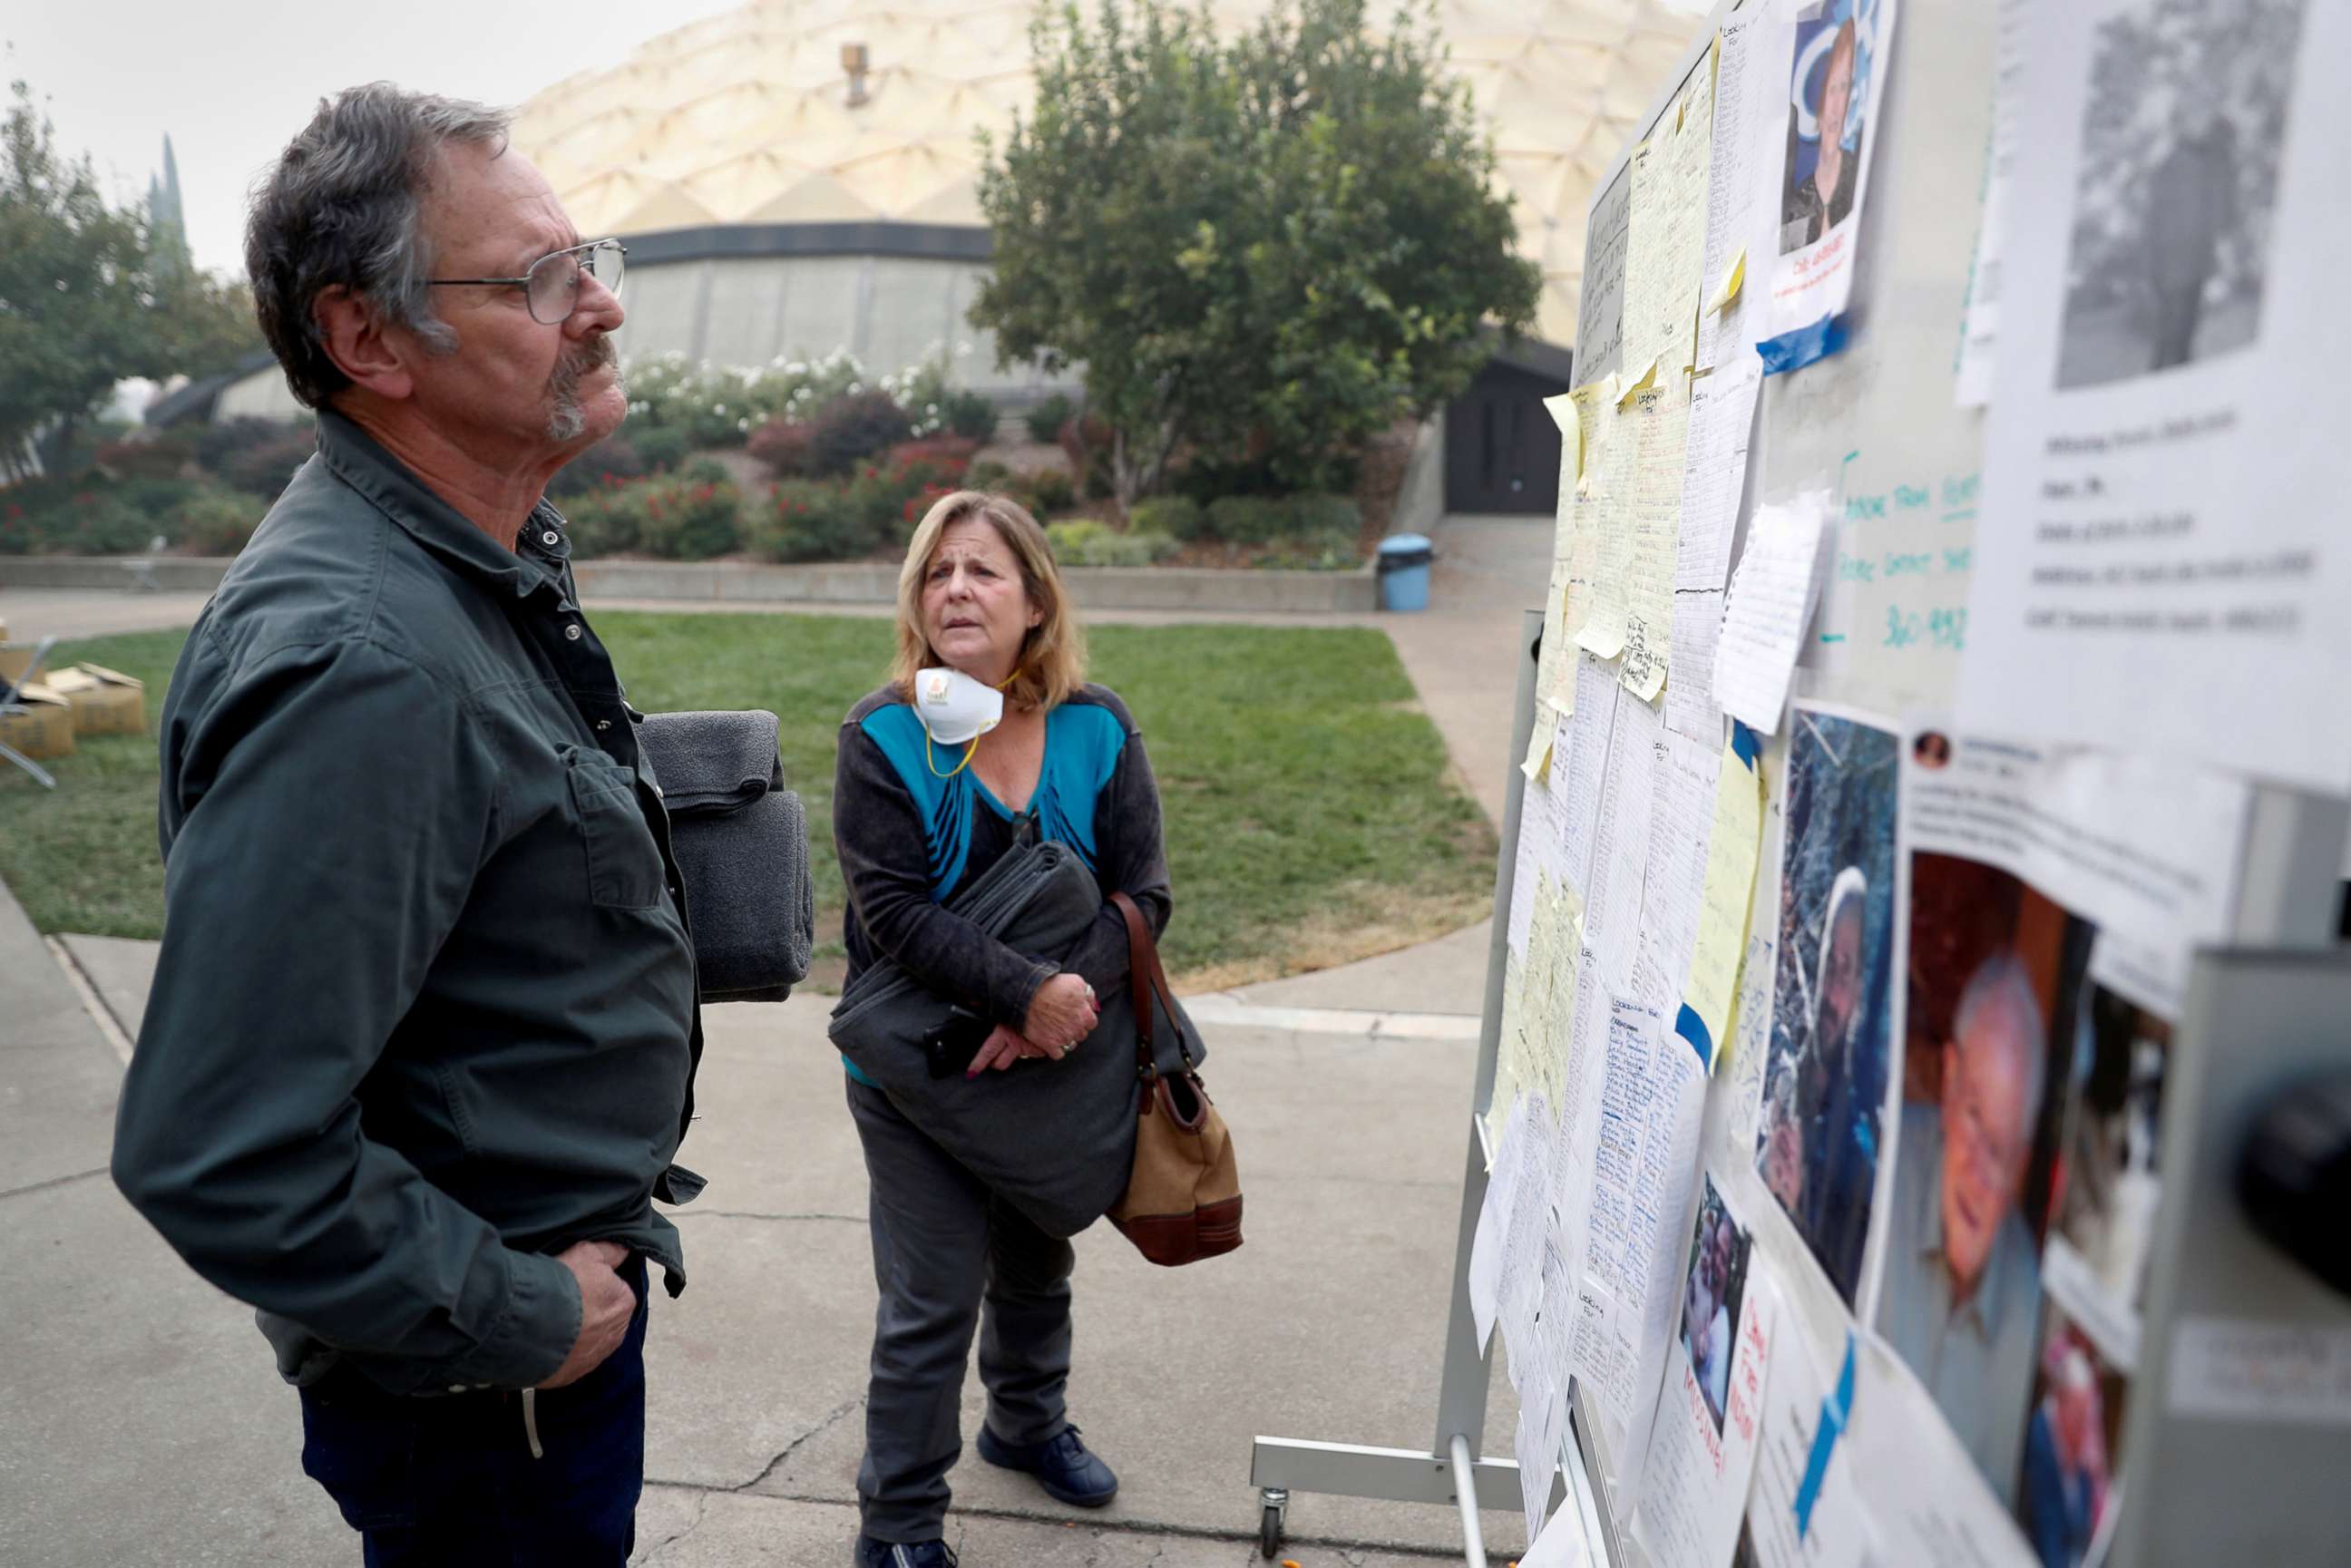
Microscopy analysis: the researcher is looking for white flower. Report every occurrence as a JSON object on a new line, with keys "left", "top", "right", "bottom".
{"left": 714, "top": 404, "right": 727, "bottom": 414}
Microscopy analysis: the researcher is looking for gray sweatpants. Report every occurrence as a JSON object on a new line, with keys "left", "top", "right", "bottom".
{"left": 847, "top": 1076, "right": 1077, "bottom": 1542}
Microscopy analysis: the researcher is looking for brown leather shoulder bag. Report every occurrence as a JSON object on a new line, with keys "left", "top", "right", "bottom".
{"left": 1105, "top": 891, "right": 1243, "bottom": 1265}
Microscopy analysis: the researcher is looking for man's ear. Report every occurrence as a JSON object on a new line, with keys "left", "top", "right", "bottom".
{"left": 314, "top": 286, "right": 417, "bottom": 402}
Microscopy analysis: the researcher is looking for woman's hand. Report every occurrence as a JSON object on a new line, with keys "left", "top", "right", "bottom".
{"left": 966, "top": 1024, "right": 1068, "bottom": 1076}
{"left": 1022, "top": 972, "right": 1100, "bottom": 1054}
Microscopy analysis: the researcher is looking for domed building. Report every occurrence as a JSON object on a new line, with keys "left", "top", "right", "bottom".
{"left": 201, "top": 0, "right": 1706, "bottom": 510}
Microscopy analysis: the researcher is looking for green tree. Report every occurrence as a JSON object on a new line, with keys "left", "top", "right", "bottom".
{"left": 971, "top": 0, "right": 1539, "bottom": 504}
{"left": 0, "top": 79, "right": 261, "bottom": 479}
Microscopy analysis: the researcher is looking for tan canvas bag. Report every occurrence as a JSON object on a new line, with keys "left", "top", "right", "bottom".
{"left": 1105, "top": 891, "right": 1243, "bottom": 1265}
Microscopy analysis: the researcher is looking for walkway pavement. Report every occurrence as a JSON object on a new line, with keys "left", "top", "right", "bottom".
{"left": 0, "top": 512, "right": 1552, "bottom": 1564}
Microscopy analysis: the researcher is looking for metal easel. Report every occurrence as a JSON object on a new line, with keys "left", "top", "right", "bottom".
{"left": 1250, "top": 611, "right": 1624, "bottom": 1566}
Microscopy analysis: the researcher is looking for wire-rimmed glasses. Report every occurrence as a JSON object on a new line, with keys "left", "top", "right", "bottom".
{"left": 427, "top": 239, "right": 626, "bottom": 325}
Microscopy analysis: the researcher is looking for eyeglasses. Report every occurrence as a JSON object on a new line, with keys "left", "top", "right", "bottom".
{"left": 427, "top": 239, "right": 626, "bottom": 326}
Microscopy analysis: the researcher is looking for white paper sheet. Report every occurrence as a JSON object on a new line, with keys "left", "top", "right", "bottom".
{"left": 1742, "top": 1330, "right": 1875, "bottom": 1568}
{"left": 1510, "top": 707, "right": 1577, "bottom": 962}
{"left": 1560, "top": 655, "right": 1624, "bottom": 901}
{"left": 1956, "top": 0, "right": 2351, "bottom": 791}
{"left": 1585, "top": 697, "right": 1664, "bottom": 989}
{"left": 1665, "top": 360, "right": 1761, "bottom": 744}
{"left": 1952, "top": 0, "right": 2028, "bottom": 407}
{"left": 1695, "top": 10, "right": 1784, "bottom": 375}
{"left": 1571, "top": 995, "right": 1710, "bottom": 1496}
{"left": 1843, "top": 1335, "right": 2037, "bottom": 1568}
{"left": 1471, "top": 1096, "right": 1536, "bottom": 1355}
{"left": 1640, "top": 728, "right": 1723, "bottom": 1029}
{"left": 1712, "top": 492, "right": 1831, "bottom": 735}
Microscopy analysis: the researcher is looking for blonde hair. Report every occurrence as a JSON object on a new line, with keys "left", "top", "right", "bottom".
{"left": 892, "top": 490, "right": 1088, "bottom": 713}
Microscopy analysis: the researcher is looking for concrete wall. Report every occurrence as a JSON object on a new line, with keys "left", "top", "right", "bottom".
{"left": 1, "top": 555, "right": 1377, "bottom": 614}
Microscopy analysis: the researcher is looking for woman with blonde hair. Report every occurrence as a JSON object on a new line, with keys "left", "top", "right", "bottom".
{"left": 832, "top": 490, "right": 1172, "bottom": 1568}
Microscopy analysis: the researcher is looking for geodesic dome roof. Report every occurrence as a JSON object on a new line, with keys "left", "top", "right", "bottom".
{"left": 511, "top": 0, "right": 1707, "bottom": 347}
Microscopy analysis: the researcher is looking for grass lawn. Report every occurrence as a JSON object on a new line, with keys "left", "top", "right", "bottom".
{"left": 0, "top": 611, "right": 1496, "bottom": 990}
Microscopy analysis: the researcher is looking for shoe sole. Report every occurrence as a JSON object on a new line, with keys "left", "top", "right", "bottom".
{"left": 975, "top": 1430, "right": 1119, "bottom": 1509}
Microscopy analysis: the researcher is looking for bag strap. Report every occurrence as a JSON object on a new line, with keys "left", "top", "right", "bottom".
{"left": 1111, "top": 891, "right": 1195, "bottom": 1081}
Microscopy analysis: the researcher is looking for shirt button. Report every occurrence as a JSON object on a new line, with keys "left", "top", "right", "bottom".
{"left": 541, "top": 531, "right": 560, "bottom": 546}
{"left": 565, "top": 624, "right": 582, "bottom": 641}
{"left": 596, "top": 719, "right": 611, "bottom": 731}
{"left": 448, "top": 1383, "right": 466, "bottom": 1394}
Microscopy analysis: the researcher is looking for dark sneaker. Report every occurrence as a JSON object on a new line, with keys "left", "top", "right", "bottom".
{"left": 975, "top": 1422, "right": 1120, "bottom": 1508}
{"left": 853, "top": 1538, "right": 958, "bottom": 1568}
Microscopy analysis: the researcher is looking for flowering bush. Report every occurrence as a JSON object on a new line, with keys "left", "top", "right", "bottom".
{"left": 883, "top": 434, "right": 980, "bottom": 476}
{"left": 560, "top": 467, "right": 742, "bottom": 560}
{"left": 746, "top": 417, "right": 818, "bottom": 478}
{"left": 750, "top": 479, "right": 874, "bottom": 562}
{"left": 176, "top": 486, "right": 266, "bottom": 556}
{"left": 812, "top": 392, "right": 914, "bottom": 477}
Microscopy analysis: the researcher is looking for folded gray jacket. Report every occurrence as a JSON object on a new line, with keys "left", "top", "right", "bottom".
{"left": 638, "top": 710, "right": 813, "bottom": 1001}
{"left": 829, "top": 834, "right": 1205, "bottom": 1238}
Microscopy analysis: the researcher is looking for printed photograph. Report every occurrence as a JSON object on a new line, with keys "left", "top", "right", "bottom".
{"left": 2013, "top": 1301, "right": 2126, "bottom": 1568}
{"left": 1778, "top": 0, "right": 1884, "bottom": 254}
{"left": 1754, "top": 708, "right": 1899, "bottom": 1309}
{"left": 2054, "top": 0, "right": 2308, "bottom": 387}
{"left": 1882, "top": 852, "right": 2095, "bottom": 1505}
{"left": 1679, "top": 1175, "right": 1755, "bottom": 1435}
{"left": 2047, "top": 984, "right": 2171, "bottom": 1328}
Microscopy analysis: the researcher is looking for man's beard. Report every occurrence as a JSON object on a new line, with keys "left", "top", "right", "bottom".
{"left": 546, "top": 335, "right": 620, "bottom": 443}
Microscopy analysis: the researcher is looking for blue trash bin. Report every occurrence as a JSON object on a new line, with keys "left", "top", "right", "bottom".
{"left": 1376, "top": 532, "right": 1434, "bottom": 612}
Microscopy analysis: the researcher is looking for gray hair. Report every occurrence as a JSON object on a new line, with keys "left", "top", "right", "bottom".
{"left": 245, "top": 84, "right": 512, "bottom": 408}
{"left": 1952, "top": 950, "right": 2047, "bottom": 1131}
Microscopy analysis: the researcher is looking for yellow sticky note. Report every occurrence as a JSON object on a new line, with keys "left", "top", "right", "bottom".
{"left": 1614, "top": 358, "right": 1660, "bottom": 408}
{"left": 1520, "top": 731, "right": 1553, "bottom": 785}
{"left": 1707, "top": 247, "right": 1747, "bottom": 316}
{"left": 1683, "top": 728, "right": 1764, "bottom": 1072}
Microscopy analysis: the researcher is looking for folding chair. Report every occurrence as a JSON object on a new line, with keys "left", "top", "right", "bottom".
{"left": 123, "top": 535, "right": 168, "bottom": 594}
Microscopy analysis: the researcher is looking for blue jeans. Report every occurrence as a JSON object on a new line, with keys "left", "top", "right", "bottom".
{"left": 298, "top": 1256, "right": 649, "bottom": 1566}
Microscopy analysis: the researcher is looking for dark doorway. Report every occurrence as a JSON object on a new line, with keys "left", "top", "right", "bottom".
{"left": 1444, "top": 356, "right": 1571, "bottom": 514}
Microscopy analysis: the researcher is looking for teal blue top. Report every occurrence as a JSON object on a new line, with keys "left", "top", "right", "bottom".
{"left": 838, "top": 696, "right": 1131, "bottom": 1086}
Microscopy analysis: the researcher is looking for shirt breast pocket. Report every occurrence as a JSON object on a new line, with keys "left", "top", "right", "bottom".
{"left": 561, "top": 746, "right": 668, "bottom": 911}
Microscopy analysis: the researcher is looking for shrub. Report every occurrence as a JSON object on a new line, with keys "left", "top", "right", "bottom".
{"left": 749, "top": 479, "right": 874, "bottom": 562}
{"left": 810, "top": 391, "right": 913, "bottom": 476}
{"left": 1287, "top": 492, "right": 1362, "bottom": 541}
{"left": 1205, "top": 494, "right": 1288, "bottom": 545}
{"left": 1028, "top": 468, "right": 1077, "bottom": 515}
{"left": 629, "top": 425, "right": 692, "bottom": 473}
{"left": 210, "top": 423, "right": 317, "bottom": 502}
{"left": 1257, "top": 525, "right": 1364, "bottom": 571}
{"left": 93, "top": 430, "right": 200, "bottom": 481}
{"left": 1023, "top": 393, "right": 1074, "bottom": 444}
{"left": 559, "top": 476, "right": 643, "bottom": 559}
{"left": 195, "top": 418, "right": 300, "bottom": 476}
{"left": 940, "top": 388, "right": 999, "bottom": 442}
{"left": 547, "top": 432, "right": 649, "bottom": 501}
{"left": 1127, "top": 495, "right": 1208, "bottom": 542}
{"left": 883, "top": 434, "right": 980, "bottom": 477}
{"left": 747, "top": 417, "right": 817, "bottom": 478}
{"left": 633, "top": 472, "right": 743, "bottom": 560}
{"left": 174, "top": 487, "right": 268, "bottom": 556}
{"left": 968, "top": 459, "right": 1013, "bottom": 491}
{"left": 1045, "top": 517, "right": 1180, "bottom": 568}
{"left": 846, "top": 457, "right": 962, "bottom": 544}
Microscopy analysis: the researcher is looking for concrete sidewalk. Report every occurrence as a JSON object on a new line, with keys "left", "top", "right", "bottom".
{"left": 10, "top": 897, "right": 1532, "bottom": 1565}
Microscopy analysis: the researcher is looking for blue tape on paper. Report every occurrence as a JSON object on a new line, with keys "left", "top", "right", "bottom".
{"left": 1673, "top": 1003, "right": 1712, "bottom": 1069}
{"left": 1758, "top": 315, "right": 1848, "bottom": 375}
{"left": 1730, "top": 719, "right": 1761, "bottom": 771}
{"left": 1793, "top": 1332, "right": 1858, "bottom": 1538}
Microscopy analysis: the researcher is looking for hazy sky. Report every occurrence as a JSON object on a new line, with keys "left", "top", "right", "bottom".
{"left": 6, "top": 1, "right": 741, "bottom": 275}
{"left": 11, "top": 0, "right": 1716, "bottom": 278}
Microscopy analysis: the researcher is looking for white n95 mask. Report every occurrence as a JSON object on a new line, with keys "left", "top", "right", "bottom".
{"left": 913, "top": 667, "right": 1004, "bottom": 745}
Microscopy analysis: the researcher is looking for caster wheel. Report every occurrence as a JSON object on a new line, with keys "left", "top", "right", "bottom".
{"left": 1257, "top": 1488, "right": 1289, "bottom": 1559}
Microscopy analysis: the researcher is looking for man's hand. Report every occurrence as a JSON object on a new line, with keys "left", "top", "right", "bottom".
{"left": 1022, "top": 973, "right": 1100, "bottom": 1054}
{"left": 538, "top": 1240, "right": 634, "bottom": 1389}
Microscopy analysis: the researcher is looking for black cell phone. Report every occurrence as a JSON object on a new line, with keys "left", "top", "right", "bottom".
{"left": 920, "top": 1007, "right": 992, "bottom": 1079}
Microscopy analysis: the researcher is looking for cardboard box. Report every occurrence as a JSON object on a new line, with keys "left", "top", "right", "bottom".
{"left": 0, "top": 641, "right": 40, "bottom": 688}
{"left": 0, "top": 682, "right": 76, "bottom": 761}
{"left": 45, "top": 662, "right": 147, "bottom": 736}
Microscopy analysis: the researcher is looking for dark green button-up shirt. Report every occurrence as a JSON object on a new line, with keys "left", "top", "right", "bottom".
{"left": 112, "top": 410, "right": 703, "bottom": 1396}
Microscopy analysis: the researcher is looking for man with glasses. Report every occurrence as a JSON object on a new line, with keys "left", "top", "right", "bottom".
{"left": 1878, "top": 950, "right": 2050, "bottom": 1505}
{"left": 112, "top": 84, "right": 697, "bottom": 1565}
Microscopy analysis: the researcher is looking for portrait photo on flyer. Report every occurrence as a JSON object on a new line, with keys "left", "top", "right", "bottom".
{"left": 1880, "top": 851, "right": 2094, "bottom": 1509}
{"left": 1753, "top": 706, "right": 1900, "bottom": 1310}
{"left": 1762, "top": 0, "right": 1899, "bottom": 352}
